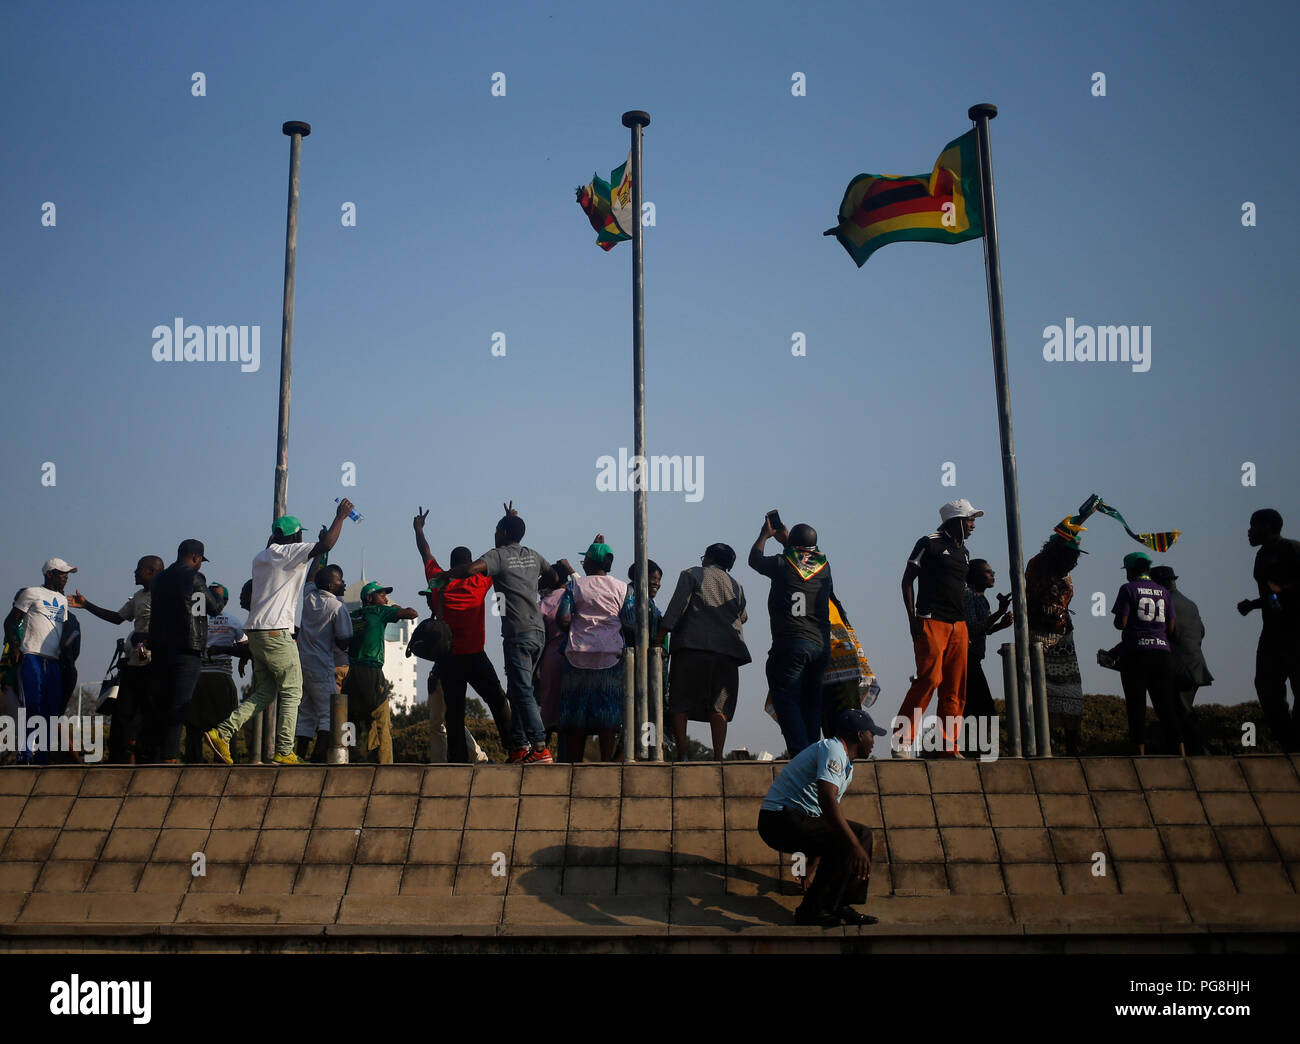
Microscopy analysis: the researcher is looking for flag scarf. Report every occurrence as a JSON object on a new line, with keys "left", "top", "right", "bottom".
{"left": 576, "top": 154, "right": 633, "bottom": 251}
{"left": 1092, "top": 501, "right": 1181, "bottom": 553}
{"left": 824, "top": 130, "right": 984, "bottom": 267}
{"left": 1065, "top": 493, "right": 1181, "bottom": 553}
{"left": 784, "top": 546, "right": 827, "bottom": 581}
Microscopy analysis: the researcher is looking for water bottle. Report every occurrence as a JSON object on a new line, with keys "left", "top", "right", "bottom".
{"left": 335, "top": 498, "right": 364, "bottom": 523}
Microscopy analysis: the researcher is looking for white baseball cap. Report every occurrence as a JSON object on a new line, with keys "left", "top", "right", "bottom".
{"left": 939, "top": 499, "right": 984, "bottom": 523}
{"left": 42, "top": 558, "right": 77, "bottom": 575}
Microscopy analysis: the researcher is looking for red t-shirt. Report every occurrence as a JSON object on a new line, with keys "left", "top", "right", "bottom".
{"left": 425, "top": 557, "right": 494, "bottom": 655}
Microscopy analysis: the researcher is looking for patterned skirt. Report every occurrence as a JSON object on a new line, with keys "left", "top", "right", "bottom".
{"left": 1032, "top": 628, "right": 1085, "bottom": 720}
{"left": 558, "top": 660, "right": 624, "bottom": 732}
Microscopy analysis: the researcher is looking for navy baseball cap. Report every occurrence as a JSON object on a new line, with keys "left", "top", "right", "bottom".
{"left": 835, "top": 709, "right": 886, "bottom": 737}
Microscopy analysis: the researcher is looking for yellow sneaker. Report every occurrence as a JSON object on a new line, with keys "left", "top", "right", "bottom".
{"left": 271, "top": 751, "right": 303, "bottom": 765}
{"left": 204, "top": 729, "right": 233, "bottom": 765}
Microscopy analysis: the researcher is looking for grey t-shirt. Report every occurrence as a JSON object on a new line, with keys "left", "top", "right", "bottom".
{"left": 480, "top": 544, "right": 550, "bottom": 637}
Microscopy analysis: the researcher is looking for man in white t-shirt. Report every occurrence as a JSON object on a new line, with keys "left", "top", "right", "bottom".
{"left": 296, "top": 563, "right": 353, "bottom": 762}
{"left": 4, "top": 558, "right": 75, "bottom": 764}
{"left": 204, "top": 500, "right": 353, "bottom": 765}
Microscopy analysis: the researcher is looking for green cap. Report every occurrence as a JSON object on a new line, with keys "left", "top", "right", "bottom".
{"left": 208, "top": 583, "right": 229, "bottom": 602}
{"left": 360, "top": 581, "right": 393, "bottom": 602}
{"left": 1122, "top": 551, "right": 1152, "bottom": 571}
{"left": 583, "top": 542, "right": 614, "bottom": 563}
{"left": 272, "top": 515, "right": 303, "bottom": 537}
{"left": 419, "top": 575, "right": 446, "bottom": 595}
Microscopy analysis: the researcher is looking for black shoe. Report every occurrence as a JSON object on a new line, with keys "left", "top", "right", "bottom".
{"left": 837, "top": 906, "right": 878, "bottom": 926}
{"left": 794, "top": 905, "right": 841, "bottom": 928}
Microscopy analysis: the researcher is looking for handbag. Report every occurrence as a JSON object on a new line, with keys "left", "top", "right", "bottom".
{"left": 406, "top": 584, "right": 454, "bottom": 661}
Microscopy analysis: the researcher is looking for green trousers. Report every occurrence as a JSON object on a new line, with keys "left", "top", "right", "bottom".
{"left": 218, "top": 629, "right": 301, "bottom": 756}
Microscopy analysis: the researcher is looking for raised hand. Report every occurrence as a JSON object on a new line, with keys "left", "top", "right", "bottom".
{"left": 503, "top": 500, "right": 518, "bottom": 517}
{"left": 414, "top": 506, "right": 429, "bottom": 531}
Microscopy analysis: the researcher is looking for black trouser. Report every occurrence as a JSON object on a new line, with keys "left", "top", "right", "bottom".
{"left": 757, "top": 807, "right": 870, "bottom": 915}
{"left": 1255, "top": 625, "right": 1300, "bottom": 751}
{"left": 1172, "top": 684, "right": 1206, "bottom": 755}
{"left": 965, "top": 657, "right": 996, "bottom": 719}
{"left": 1120, "top": 649, "right": 1184, "bottom": 751}
{"left": 109, "top": 662, "right": 156, "bottom": 763}
{"left": 148, "top": 650, "right": 203, "bottom": 762}
{"left": 437, "top": 650, "right": 511, "bottom": 762}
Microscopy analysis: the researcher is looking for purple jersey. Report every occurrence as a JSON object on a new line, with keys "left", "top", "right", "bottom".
{"left": 1113, "top": 578, "right": 1175, "bottom": 652}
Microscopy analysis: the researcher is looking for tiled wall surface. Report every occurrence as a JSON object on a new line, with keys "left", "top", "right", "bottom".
{"left": 1, "top": 756, "right": 1298, "bottom": 935}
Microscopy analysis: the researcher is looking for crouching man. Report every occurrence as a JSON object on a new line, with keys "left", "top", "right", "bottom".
{"left": 757, "top": 708, "right": 884, "bottom": 927}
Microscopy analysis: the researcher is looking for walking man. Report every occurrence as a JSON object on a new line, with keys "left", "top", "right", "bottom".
{"left": 894, "top": 499, "right": 980, "bottom": 758}
{"left": 205, "top": 499, "right": 353, "bottom": 765}
{"left": 1237, "top": 509, "right": 1300, "bottom": 751}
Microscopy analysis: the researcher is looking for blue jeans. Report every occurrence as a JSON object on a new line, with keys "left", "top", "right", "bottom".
{"left": 766, "top": 637, "right": 828, "bottom": 757}
{"left": 18, "top": 654, "right": 64, "bottom": 764}
{"left": 502, "top": 630, "right": 546, "bottom": 749}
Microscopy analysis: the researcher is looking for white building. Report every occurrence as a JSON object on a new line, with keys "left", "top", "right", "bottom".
{"left": 342, "top": 580, "right": 420, "bottom": 715}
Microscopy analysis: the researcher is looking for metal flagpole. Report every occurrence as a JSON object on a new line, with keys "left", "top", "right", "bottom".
{"left": 264, "top": 119, "right": 311, "bottom": 763}
{"left": 968, "top": 103, "right": 1036, "bottom": 757}
{"left": 622, "top": 110, "right": 651, "bottom": 760}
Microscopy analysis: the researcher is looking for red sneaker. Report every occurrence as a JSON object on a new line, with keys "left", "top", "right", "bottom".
{"left": 522, "top": 748, "right": 554, "bottom": 764}
{"left": 508, "top": 748, "right": 531, "bottom": 764}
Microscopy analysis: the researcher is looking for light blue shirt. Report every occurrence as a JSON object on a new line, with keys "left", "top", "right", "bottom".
{"left": 761, "top": 738, "right": 853, "bottom": 817}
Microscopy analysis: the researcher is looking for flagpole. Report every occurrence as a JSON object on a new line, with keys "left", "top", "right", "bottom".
{"left": 622, "top": 110, "right": 651, "bottom": 760}
{"left": 968, "top": 103, "right": 1040, "bottom": 757}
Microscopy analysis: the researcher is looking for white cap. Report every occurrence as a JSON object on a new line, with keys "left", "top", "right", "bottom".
{"left": 42, "top": 558, "right": 77, "bottom": 575}
{"left": 939, "top": 499, "right": 984, "bottom": 523}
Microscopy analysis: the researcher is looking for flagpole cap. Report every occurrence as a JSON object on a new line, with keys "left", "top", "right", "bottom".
{"left": 621, "top": 110, "right": 651, "bottom": 128}
{"left": 282, "top": 121, "right": 312, "bottom": 137}
{"left": 967, "top": 103, "right": 998, "bottom": 121}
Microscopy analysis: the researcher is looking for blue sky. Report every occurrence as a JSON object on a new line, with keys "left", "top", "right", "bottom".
{"left": 2, "top": 0, "right": 1296, "bottom": 754}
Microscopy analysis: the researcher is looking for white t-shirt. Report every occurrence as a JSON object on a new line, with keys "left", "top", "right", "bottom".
{"left": 13, "top": 586, "right": 68, "bottom": 657}
{"left": 202, "top": 612, "right": 246, "bottom": 675}
{"left": 298, "top": 583, "right": 353, "bottom": 678}
{"left": 245, "top": 542, "right": 317, "bottom": 630}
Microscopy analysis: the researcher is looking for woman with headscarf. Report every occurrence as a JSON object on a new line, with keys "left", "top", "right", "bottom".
{"left": 557, "top": 536, "right": 627, "bottom": 762}
{"left": 1024, "top": 520, "right": 1087, "bottom": 754}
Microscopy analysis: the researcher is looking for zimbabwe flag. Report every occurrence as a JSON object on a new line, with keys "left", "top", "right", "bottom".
{"left": 576, "top": 155, "right": 633, "bottom": 251}
{"left": 824, "top": 130, "right": 984, "bottom": 267}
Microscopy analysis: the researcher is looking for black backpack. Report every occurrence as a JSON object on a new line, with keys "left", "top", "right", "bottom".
{"left": 406, "top": 586, "right": 454, "bottom": 661}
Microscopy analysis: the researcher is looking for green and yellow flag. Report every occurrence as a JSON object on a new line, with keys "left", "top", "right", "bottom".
{"left": 576, "top": 154, "right": 633, "bottom": 251}
{"left": 824, "top": 130, "right": 984, "bottom": 267}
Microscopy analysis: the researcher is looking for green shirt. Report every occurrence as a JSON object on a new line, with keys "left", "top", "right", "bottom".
{"left": 348, "top": 604, "right": 401, "bottom": 668}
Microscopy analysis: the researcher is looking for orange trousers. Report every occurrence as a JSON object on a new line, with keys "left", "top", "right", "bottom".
{"left": 895, "top": 618, "right": 969, "bottom": 751}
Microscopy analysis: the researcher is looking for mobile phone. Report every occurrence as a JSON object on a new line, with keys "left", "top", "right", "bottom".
{"left": 766, "top": 509, "right": 783, "bottom": 531}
